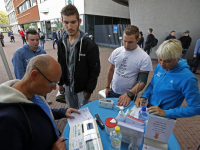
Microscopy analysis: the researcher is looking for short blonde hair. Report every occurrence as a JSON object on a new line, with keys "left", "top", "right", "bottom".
{"left": 156, "top": 39, "right": 182, "bottom": 61}
{"left": 123, "top": 25, "right": 139, "bottom": 39}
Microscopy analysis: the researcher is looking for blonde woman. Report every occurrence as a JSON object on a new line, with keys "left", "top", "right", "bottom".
{"left": 135, "top": 39, "right": 200, "bottom": 119}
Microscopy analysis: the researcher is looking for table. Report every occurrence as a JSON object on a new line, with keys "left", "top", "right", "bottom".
{"left": 63, "top": 98, "right": 180, "bottom": 150}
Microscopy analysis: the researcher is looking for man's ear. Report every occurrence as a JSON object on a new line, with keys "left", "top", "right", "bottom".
{"left": 30, "top": 70, "right": 38, "bottom": 81}
{"left": 136, "top": 37, "right": 139, "bottom": 43}
{"left": 79, "top": 18, "right": 82, "bottom": 26}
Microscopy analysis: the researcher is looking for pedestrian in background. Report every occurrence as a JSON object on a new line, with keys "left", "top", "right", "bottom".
{"left": 144, "top": 28, "right": 155, "bottom": 55}
{"left": 0, "top": 32, "right": 4, "bottom": 47}
{"left": 179, "top": 30, "right": 192, "bottom": 59}
{"left": 38, "top": 28, "right": 45, "bottom": 49}
{"left": 19, "top": 28, "right": 27, "bottom": 45}
{"left": 52, "top": 30, "right": 58, "bottom": 49}
{"left": 165, "top": 30, "right": 176, "bottom": 40}
{"left": 57, "top": 29, "right": 63, "bottom": 39}
{"left": 190, "top": 39, "right": 200, "bottom": 74}
{"left": 137, "top": 31, "right": 144, "bottom": 48}
{"left": 10, "top": 30, "right": 15, "bottom": 43}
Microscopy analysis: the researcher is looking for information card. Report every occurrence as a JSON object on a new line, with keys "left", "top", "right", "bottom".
{"left": 144, "top": 115, "right": 176, "bottom": 143}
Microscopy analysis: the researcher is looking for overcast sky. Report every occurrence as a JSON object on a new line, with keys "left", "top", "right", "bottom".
{"left": 0, "top": 2, "right": 6, "bottom": 12}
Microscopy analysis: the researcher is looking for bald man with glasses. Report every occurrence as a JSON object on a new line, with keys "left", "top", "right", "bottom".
{"left": 0, "top": 54, "right": 80, "bottom": 150}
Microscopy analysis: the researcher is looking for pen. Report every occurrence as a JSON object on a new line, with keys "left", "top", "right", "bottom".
{"left": 62, "top": 138, "right": 69, "bottom": 142}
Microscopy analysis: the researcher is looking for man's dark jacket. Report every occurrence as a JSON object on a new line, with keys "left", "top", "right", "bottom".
{"left": 145, "top": 34, "right": 155, "bottom": 49}
{"left": 57, "top": 30, "right": 100, "bottom": 94}
{"left": 165, "top": 34, "right": 176, "bottom": 40}
{"left": 0, "top": 103, "right": 66, "bottom": 150}
{"left": 0, "top": 80, "right": 67, "bottom": 150}
{"left": 179, "top": 35, "right": 192, "bottom": 49}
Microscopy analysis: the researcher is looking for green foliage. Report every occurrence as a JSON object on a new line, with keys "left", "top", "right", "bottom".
{"left": 54, "top": 18, "right": 63, "bottom": 30}
{"left": 0, "top": 10, "right": 9, "bottom": 24}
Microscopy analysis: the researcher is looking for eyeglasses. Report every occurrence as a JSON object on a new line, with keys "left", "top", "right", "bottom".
{"left": 34, "top": 65, "right": 57, "bottom": 86}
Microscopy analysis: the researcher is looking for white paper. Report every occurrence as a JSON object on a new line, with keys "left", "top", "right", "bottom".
{"left": 144, "top": 115, "right": 176, "bottom": 143}
{"left": 70, "top": 135, "right": 85, "bottom": 150}
{"left": 67, "top": 107, "right": 93, "bottom": 127}
{"left": 130, "top": 106, "right": 142, "bottom": 118}
{"left": 142, "top": 144, "right": 162, "bottom": 150}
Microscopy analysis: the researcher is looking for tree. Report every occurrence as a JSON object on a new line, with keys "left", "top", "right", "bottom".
{"left": 0, "top": 10, "right": 9, "bottom": 24}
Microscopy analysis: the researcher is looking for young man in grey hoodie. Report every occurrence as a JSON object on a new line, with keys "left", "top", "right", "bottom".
{"left": 57, "top": 4, "right": 100, "bottom": 109}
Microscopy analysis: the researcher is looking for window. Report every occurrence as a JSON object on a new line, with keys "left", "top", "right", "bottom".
{"left": 23, "top": 2, "right": 27, "bottom": 10}
{"left": 26, "top": 1, "right": 30, "bottom": 9}
{"left": 30, "top": 0, "right": 36, "bottom": 6}
{"left": 8, "top": 12, "right": 17, "bottom": 24}
{"left": 95, "top": 16, "right": 103, "bottom": 25}
{"left": 6, "top": 1, "right": 13, "bottom": 12}
{"left": 104, "top": 17, "right": 112, "bottom": 25}
{"left": 18, "top": 0, "right": 36, "bottom": 14}
{"left": 113, "top": 17, "right": 121, "bottom": 24}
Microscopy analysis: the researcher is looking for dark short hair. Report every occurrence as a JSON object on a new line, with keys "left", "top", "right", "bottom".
{"left": 61, "top": 4, "right": 79, "bottom": 20}
{"left": 38, "top": 28, "right": 40, "bottom": 31}
{"left": 139, "top": 31, "right": 143, "bottom": 36}
{"left": 171, "top": 30, "right": 175, "bottom": 33}
{"left": 149, "top": 28, "right": 153, "bottom": 33}
{"left": 26, "top": 29, "right": 39, "bottom": 39}
{"left": 123, "top": 25, "right": 139, "bottom": 39}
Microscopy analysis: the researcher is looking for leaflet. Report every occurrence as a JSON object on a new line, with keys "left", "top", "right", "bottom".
{"left": 67, "top": 107, "right": 93, "bottom": 127}
{"left": 144, "top": 115, "right": 176, "bottom": 143}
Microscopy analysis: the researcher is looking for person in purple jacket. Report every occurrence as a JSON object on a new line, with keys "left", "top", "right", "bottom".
{"left": 0, "top": 54, "right": 80, "bottom": 150}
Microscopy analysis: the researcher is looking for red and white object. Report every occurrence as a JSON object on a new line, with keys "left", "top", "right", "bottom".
{"left": 105, "top": 117, "right": 117, "bottom": 135}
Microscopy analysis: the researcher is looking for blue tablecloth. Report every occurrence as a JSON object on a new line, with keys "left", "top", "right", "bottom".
{"left": 63, "top": 98, "right": 180, "bottom": 150}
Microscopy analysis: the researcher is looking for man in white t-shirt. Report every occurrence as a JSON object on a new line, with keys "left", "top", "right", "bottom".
{"left": 106, "top": 25, "right": 153, "bottom": 106}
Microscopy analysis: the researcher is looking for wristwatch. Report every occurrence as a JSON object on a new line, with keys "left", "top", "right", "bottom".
{"left": 127, "top": 91, "right": 135, "bottom": 100}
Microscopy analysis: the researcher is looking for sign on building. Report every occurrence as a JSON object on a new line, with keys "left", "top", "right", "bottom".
{"left": 113, "top": 25, "right": 118, "bottom": 33}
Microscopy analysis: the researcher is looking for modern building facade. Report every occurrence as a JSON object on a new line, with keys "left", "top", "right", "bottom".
{"left": 13, "top": 0, "right": 40, "bottom": 31}
{"left": 4, "top": 0, "right": 18, "bottom": 34}
{"left": 113, "top": 0, "right": 200, "bottom": 59}
{"left": 4, "top": 0, "right": 130, "bottom": 47}
{"left": 38, "top": 0, "right": 130, "bottom": 46}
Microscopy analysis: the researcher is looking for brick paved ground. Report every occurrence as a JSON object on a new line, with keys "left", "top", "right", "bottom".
{"left": 1, "top": 33, "right": 200, "bottom": 149}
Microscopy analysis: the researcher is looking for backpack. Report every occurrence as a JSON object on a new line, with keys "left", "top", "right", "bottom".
{"left": 151, "top": 37, "right": 158, "bottom": 48}
{"left": 39, "top": 32, "right": 45, "bottom": 39}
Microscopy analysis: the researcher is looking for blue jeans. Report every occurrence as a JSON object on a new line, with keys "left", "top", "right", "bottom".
{"left": 53, "top": 40, "right": 58, "bottom": 49}
{"left": 108, "top": 89, "right": 121, "bottom": 98}
{"left": 40, "top": 39, "right": 45, "bottom": 49}
{"left": 181, "top": 49, "right": 187, "bottom": 58}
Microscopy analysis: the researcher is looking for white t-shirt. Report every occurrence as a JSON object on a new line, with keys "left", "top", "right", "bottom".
{"left": 108, "top": 46, "right": 153, "bottom": 95}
